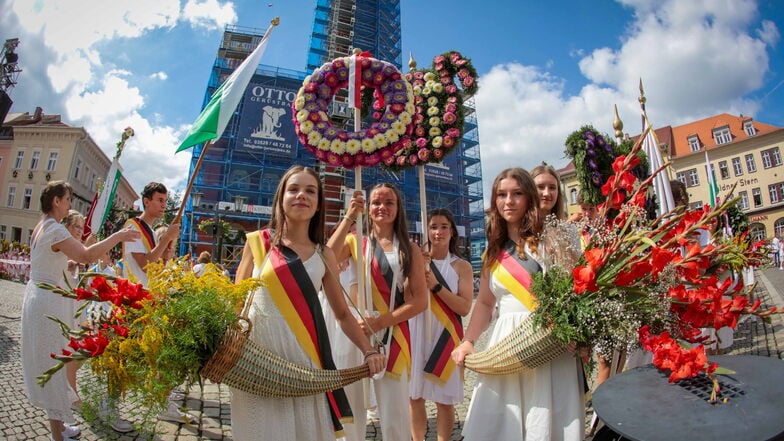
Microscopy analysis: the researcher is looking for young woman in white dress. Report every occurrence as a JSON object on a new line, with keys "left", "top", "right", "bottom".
{"left": 22, "top": 181, "right": 139, "bottom": 441}
{"left": 328, "top": 183, "right": 428, "bottom": 441}
{"left": 232, "top": 166, "right": 385, "bottom": 441}
{"left": 409, "top": 208, "right": 473, "bottom": 441}
{"left": 452, "top": 168, "right": 584, "bottom": 441}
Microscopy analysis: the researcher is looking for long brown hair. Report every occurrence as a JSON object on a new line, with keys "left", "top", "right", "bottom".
{"left": 483, "top": 168, "right": 540, "bottom": 272}
{"left": 367, "top": 182, "right": 412, "bottom": 275}
{"left": 530, "top": 162, "right": 566, "bottom": 220}
{"left": 268, "top": 166, "right": 325, "bottom": 245}
{"left": 427, "top": 207, "right": 462, "bottom": 258}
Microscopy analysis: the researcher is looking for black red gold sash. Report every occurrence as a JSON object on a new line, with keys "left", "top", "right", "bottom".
{"left": 490, "top": 241, "right": 541, "bottom": 311}
{"left": 423, "top": 260, "right": 463, "bottom": 385}
{"left": 126, "top": 217, "right": 156, "bottom": 251}
{"left": 247, "top": 229, "right": 352, "bottom": 436}
{"left": 347, "top": 234, "right": 411, "bottom": 379}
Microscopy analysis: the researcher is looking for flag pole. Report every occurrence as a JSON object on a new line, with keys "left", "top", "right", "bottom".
{"left": 174, "top": 140, "right": 213, "bottom": 225}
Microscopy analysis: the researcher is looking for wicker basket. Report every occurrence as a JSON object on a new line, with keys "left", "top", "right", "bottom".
{"left": 464, "top": 315, "right": 566, "bottom": 375}
{"left": 201, "top": 318, "right": 370, "bottom": 397}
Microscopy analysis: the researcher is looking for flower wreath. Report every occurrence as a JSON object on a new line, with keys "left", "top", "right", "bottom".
{"left": 564, "top": 125, "right": 649, "bottom": 207}
{"left": 382, "top": 51, "right": 478, "bottom": 171}
{"left": 292, "top": 56, "right": 415, "bottom": 168}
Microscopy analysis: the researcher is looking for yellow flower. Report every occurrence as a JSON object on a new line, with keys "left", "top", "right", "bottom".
{"left": 391, "top": 120, "right": 406, "bottom": 134}
{"left": 422, "top": 87, "right": 432, "bottom": 96}
{"left": 346, "top": 139, "right": 362, "bottom": 154}
{"left": 433, "top": 83, "right": 444, "bottom": 94}
{"left": 331, "top": 138, "right": 346, "bottom": 154}
{"left": 427, "top": 106, "right": 440, "bottom": 116}
{"left": 432, "top": 136, "right": 443, "bottom": 147}
{"left": 399, "top": 112, "right": 412, "bottom": 126}
{"left": 294, "top": 96, "right": 305, "bottom": 111}
{"left": 425, "top": 80, "right": 437, "bottom": 90}
{"left": 361, "top": 138, "right": 376, "bottom": 153}
{"left": 296, "top": 110, "right": 310, "bottom": 123}
{"left": 424, "top": 72, "right": 436, "bottom": 82}
{"left": 318, "top": 138, "right": 331, "bottom": 151}
{"left": 307, "top": 130, "right": 322, "bottom": 146}
{"left": 429, "top": 127, "right": 442, "bottom": 137}
{"left": 427, "top": 96, "right": 439, "bottom": 107}
{"left": 373, "top": 133, "right": 389, "bottom": 148}
{"left": 405, "top": 103, "right": 415, "bottom": 115}
{"left": 429, "top": 116, "right": 441, "bottom": 126}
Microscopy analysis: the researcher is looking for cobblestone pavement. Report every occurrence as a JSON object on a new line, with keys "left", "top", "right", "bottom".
{"left": 2, "top": 268, "right": 783, "bottom": 440}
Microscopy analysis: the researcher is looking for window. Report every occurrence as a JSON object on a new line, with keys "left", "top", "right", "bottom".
{"left": 745, "top": 154, "right": 757, "bottom": 173}
{"left": 569, "top": 188, "right": 577, "bottom": 205}
{"left": 84, "top": 166, "right": 90, "bottom": 185}
{"left": 30, "top": 151, "right": 41, "bottom": 170}
{"left": 688, "top": 136, "right": 700, "bottom": 152}
{"left": 687, "top": 169, "right": 699, "bottom": 187}
{"left": 90, "top": 172, "right": 97, "bottom": 191}
{"left": 11, "top": 227, "right": 22, "bottom": 243}
{"left": 74, "top": 159, "right": 82, "bottom": 179}
{"left": 676, "top": 172, "right": 687, "bottom": 185}
{"left": 14, "top": 151, "right": 24, "bottom": 169}
{"left": 22, "top": 188, "right": 32, "bottom": 209}
{"left": 749, "top": 224, "right": 766, "bottom": 242}
{"left": 761, "top": 147, "right": 782, "bottom": 168}
{"left": 26, "top": 229, "right": 33, "bottom": 245}
{"left": 743, "top": 120, "right": 756, "bottom": 136}
{"left": 689, "top": 201, "right": 703, "bottom": 211}
{"left": 713, "top": 127, "right": 732, "bottom": 145}
{"left": 752, "top": 188, "right": 762, "bottom": 207}
{"left": 47, "top": 152, "right": 58, "bottom": 171}
{"left": 776, "top": 218, "right": 784, "bottom": 238}
{"left": 738, "top": 191, "right": 749, "bottom": 210}
{"left": 6, "top": 186, "right": 16, "bottom": 208}
{"left": 716, "top": 161, "right": 729, "bottom": 180}
{"left": 0, "top": 225, "right": 5, "bottom": 241}
{"left": 732, "top": 157, "right": 743, "bottom": 176}
{"left": 769, "top": 182, "right": 784, "bottom": 204}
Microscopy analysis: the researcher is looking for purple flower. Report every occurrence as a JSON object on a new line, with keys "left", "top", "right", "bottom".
{"left": 588, "top": 159, "right": 598, "bottom": 171}
{"left": 586, "top": 148, "right": 596, "bottom": 158}
{"left": 591, "top": 172, "right": 603, "bottom": 187}
{"left": 583, "top": 131, "right": 595, "bottom": 140}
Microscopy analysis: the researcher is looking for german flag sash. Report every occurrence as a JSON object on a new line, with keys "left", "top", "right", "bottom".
{"left": 247, "top": 229, "right": 352, "bottom": 437}
{"left": 126, "top": 217, "right": 156, "bottom": 251}
{"left": 490, "top": 241, "right": 541, "bottom": 311}
{"left": 122, "top": 217, "right": 156, "bottom": 283}
{"left": 423, "top": 259, "right": 463, "bottom": 386}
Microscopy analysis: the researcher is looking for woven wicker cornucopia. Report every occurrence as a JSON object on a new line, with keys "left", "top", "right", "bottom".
{"left": 464, "top": 316, "right": 566, "bottom": 375}
{"left": 201, "top": 319, "right": 370, "bottom": 397}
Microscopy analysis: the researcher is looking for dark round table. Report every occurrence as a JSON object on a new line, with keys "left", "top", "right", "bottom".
{"left": 592, "top": 355, "right": 784, "bottom": 441}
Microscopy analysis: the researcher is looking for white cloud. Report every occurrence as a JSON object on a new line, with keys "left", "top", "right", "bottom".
{"left": 476, "top": 0, "right": 778, "bottom": 206}
{"left": 4, "top": 0, "right": 237, "bottom": 193}
{"left": 182, "top": 0, "right": 238, "bottom": 30}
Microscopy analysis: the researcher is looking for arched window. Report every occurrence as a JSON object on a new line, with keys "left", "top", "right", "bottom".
{"left": 749, "top": 223, "right": 766, "bottom": 242}
{"left": 774, "top": 217, "right": 784, "bottom": 237}
{"left": 570, "top": 188, "right": 578, "bottom": 205}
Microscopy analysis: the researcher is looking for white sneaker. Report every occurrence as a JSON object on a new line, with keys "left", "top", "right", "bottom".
{"left": 62, "top": 424, "right": 81, "bottom": 438}
{"left": 110, "top": 418, "right": 134, "bottom": 433}
{"left": 158, "top": 402, "right": 196, "bottom": 424}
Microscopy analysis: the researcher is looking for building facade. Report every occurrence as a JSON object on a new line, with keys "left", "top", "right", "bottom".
{"left": 0, "top": 108, "right": 138, "bottom": 244}
{"left": 182, "top": 1, "right": 485, "bottom": 271}
{"left": 558, "top": 113, "right": 783, "bottom": 241}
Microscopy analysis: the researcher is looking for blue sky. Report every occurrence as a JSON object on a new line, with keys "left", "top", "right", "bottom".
{"left": 2, "top": 0, "right": 782, "bottom": 204}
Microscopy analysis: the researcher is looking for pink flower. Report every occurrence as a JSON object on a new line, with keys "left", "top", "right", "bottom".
{"left": 443, "top": 112, "right": 457, "bottom": 124}
{"left": 408, "top": 154, "right": 418, "bottom": 166}
{"left": 384, "top": 156, "right": 396, "bottom": 166}
{"left": 416, "top": 137, "right": 428, "bottom": 148}
{"left": 415, "top": 126, "right": 426, "bottom": 137}
{"left": 445, "top": 85, "right": 458, "bottom": 94}
{"left": 433, "top": 148, "right": 444, "bottom": 159}
{"left": 463, "top": 77, "right": 475, "bottom": 87}
{"left": 434, "top": 55, "right": 446, "bottom": 64}
{"left": 417, "top": 148, "right": 430, "bottom": 162}
{"left": 458, "top": 69, "right": 469, "bottom": 79}
{"left": 443, "top": 136, "right": 455, "bottom": 148}
{"left": 396, "top": 155, "right": 408, "bottom": 166}
{"left": 445, "top": 103, "right": 457, "bottom": 114}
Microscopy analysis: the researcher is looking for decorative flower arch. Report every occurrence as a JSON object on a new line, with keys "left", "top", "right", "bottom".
{"left": 292, "top": 56, "right": 415, "bottom": 168}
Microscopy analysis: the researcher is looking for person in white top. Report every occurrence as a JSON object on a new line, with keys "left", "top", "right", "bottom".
{"left": 192, "top": 251, "right": 212, "bottom": 277}
{"left": 409, "top": 208, "right": 473, "bottom": 441}
{"left": 121, "top": 182, "right": 180, "bottom": 287}
{"left": 22, "top": 181, "right": 139, "bottom": 441}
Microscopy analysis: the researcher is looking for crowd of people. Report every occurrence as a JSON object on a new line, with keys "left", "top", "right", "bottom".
{"left": 19, "top": 159, "right": 772, "bottom": 441}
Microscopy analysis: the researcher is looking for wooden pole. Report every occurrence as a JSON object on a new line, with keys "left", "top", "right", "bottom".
{"left": 174, "top": 139, "right": 213, "bottom": 225}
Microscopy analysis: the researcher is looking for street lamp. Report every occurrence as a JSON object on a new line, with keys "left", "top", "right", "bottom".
{"left": 190, "top": 191, "right": 203, "bottom": 257}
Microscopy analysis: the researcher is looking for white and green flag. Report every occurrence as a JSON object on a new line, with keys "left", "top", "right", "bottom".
{"left": 705, "top": 150, "right": 720, "bottom": 207}
{"left": 176, "top": 20, "right": 277, "bottom": 152}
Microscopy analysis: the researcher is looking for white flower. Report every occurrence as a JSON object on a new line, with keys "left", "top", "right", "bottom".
{"left": 307, "top": 131, "right": 322, "bottom": 146}
{"left": 413, "top": 86, "right": 422, "bottom": 95}
{"left": 422, "top": 87, "right": 432, "bottom": 96}
{"left": 405, "top": 103, "right": 415, "bottom": 114}
{"left": 346, "top": 139, "right": 362, "bottom": 154}
{"left": 427, "top": 96, "right": 439, "bottom": 107}
{"left": 318, "top": 138, "right": 331, "bottom": 151}
{"left": 386, "top": 130, "right": 400, "bottom": 143}
{"left": 433, "top": 83, "right": 444, "bottom": 93}
{"left": 429, "top": 127, "right": 442, "bottom": 137}
{"left": 296, "top": 110, "right": 310, "bottom": 123}
{"left": 362, "top": 138, "right": 377, "bottom": 153}
{"left": 391, "top": 120, "right": 406, "bottom": 134}
{"left": 429, "top": 116, "right": 441, "bottom": 126}
{"left": 424, "top": 72, "right": 436, "bottom": 82}
{"left": 295, "top": 95, "right": 306, "bottom": 109}
{"left": 331, "top": 138, "right": 346, "bottom": 154}
{"left": 299, "top": 120, "right": 314, "bottom": 134}
{"left": 432, "top": 136, "right": 443, "bottom": 148}
{"left": 425, "top": 80, "right": 437, "bottom": 89}
{"left": 373, "top": 133, "right": 388, "bottom": 148}
{"left": 399, "top": 112, "right": 412, "bottom": 126}
{"left": 427, "top": 106, "right": 440, "bottom": 116}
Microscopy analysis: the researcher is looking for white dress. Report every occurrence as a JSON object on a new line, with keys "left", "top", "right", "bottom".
{"left": 462, "top": 253, "right": 584, "bottom": 441}
{"left": 409, "top": 253, "right": 464, "bottom": 404}
{"left": 21, "top": 219, "right": 79, "bottom": 421}
{"left": 230, "top": 252, "right": 336, "bottom": 441}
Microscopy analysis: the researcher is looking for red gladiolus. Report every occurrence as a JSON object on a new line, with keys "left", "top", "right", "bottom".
{"left": 573, "top": 265, "right": 598, "bottom": 294}
{"left": 74, "top": 287, "right": 95, "bottom": 301}
{"left": 583, "top": 248, "right": 605, "bottom": 271}
{"left": 614, "top": 261, "right": 652, "bottom": 286}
